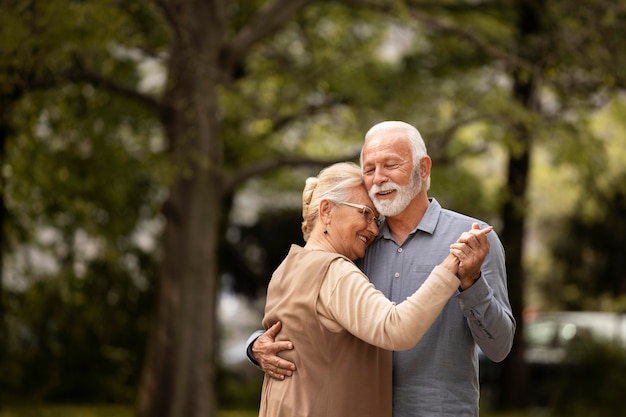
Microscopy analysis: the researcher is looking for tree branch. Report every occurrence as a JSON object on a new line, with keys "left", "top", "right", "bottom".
{"left": 223, "top": 152, "right": 361, "bottom": 194}
{"left": 67, "top": 66, "right": 165, "bottom": 114}
{"left": 260, "top": 97, "right": 350, "bottom": 141}
{"left": 9, "top": 64, "right": 166, "bottom": 116}
{"left": 340, "top": 0, "right": 538, "bottom": 76}
{"left": 410, "top": 12, "right": 537, "bottom": 75}
{"left": 221, "top": 0, "right": 316, "bottom": 76}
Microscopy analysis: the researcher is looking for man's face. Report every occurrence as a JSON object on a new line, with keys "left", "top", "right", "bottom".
{"left": 361, "top": 132, "right": 421, "bottom": 217}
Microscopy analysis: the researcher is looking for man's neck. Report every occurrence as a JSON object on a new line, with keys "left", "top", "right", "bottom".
{"left": 385, "top": 195, "right": 430, "bottom": 246}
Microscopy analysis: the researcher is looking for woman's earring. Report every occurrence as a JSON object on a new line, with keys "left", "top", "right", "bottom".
{"left": 324, "top": 229, "right": 328, "bottom": 235}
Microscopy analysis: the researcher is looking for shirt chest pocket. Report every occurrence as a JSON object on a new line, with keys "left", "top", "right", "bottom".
{"left": 399, "top": 264, "right": 438, "bottom": 294}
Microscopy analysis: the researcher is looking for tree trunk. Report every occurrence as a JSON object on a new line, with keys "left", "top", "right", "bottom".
{"left": 0, "top": 105, "right": 9, "bottom": 349}
{"left": 498, "top": 122, "right": 530, "bottom": 409}
{"left": 497, "top": 0, "right": 545, "bottom": 410}
{"left": 136, "top": 1, "right": 225, "bottom": 417}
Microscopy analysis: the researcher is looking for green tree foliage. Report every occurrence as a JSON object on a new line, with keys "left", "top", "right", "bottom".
{"left": 0, "top": 83, "right": 164, "bottom": 403}
{"left": 221, "top": 208, "right": 305, "bottom": 298}
{"left": 0, "top": 0, "right": 167, "bottom": 404}
{"left": 2, "top": 252, "right": 156, "bottom": 402}
{"left": 1, "top": 0, "right": 626, "bottom": 415}
{"left": 550, "top": 339, "right": 626, "bottom": 417}
{"left": 547, "top": 171, "right": 626, "bottom": 310}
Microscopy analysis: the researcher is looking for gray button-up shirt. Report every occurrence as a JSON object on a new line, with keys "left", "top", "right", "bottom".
{"left": 356, "top": 198, "right": 515, "bottom": 417}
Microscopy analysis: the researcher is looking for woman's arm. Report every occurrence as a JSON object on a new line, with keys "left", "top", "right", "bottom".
{"left": 317, "top": 258, "right": 460, "bottom": 350}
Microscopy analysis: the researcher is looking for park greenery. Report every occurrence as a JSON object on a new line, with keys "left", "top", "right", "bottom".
{"left": 1, "top": 1, "right": 625, "bottom": 417}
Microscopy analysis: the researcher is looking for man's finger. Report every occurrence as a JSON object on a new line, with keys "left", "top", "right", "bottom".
{"left": 265, "top": 321, "right": 282, "bottom": 339}
{"left": 266, "top": 341, "right": 294, "bottom": 354}
{"left": 471, "top": 225, "right": 492, "bottom": 236}
{"left": 457, "top": 226, "right": 492, "bottom": 244}
{"left": 273, "top": 357, "right": 296, "bottom": 375}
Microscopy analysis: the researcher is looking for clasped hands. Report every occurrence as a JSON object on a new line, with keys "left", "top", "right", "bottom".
{"left": 450, "top": 223, "right": 492, "bottom": 290}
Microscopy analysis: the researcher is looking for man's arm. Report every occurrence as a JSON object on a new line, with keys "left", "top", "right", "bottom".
{"left": 245, "top": 321, "right": 296, "bottom": 380}
{"left": 458, "top": 230, "right": 516, "bottom": 362}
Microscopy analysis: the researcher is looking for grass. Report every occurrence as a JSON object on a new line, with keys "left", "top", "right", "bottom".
{"left": 0, "top": 405, "right": 258, "bottom": 417}
{"left": 0, "top": 404, "right": 552, "bottom": 417}
{"left": 0, "top": 404, "right": 132, "bottom": 417}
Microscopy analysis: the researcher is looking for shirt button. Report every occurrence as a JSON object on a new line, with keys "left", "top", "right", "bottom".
{"left": 398, "top": 248, "right": 403, "bottom": 253}
{"left": 394, "top": 272, "right": 400, "bottom": 278}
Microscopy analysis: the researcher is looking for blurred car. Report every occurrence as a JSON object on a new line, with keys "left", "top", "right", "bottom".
{"left": 479, "top": 310, "right": 626, "bottom": 406}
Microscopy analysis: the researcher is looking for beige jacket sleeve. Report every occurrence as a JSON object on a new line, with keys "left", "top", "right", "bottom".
{"left": 317, "top": 259, "right": 459, "bottom": 351}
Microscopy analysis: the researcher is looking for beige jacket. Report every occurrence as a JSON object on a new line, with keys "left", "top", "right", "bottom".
{"left": 258, "top": 245, "right": 459, "bottom": 417}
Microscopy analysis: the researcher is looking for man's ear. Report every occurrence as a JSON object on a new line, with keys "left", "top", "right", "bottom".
{"left": 419, "top": 156, "right": 432, "bottom": 181}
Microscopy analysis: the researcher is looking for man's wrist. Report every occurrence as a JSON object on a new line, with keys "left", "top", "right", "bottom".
{"left": 459, "top": 271, "right": 481, "bottom": 292}
{"left": 245, "top": 331, "right": 264, "bottom": 367}
{"left": 246, "top": 340, "right": 260, "bottom": 366}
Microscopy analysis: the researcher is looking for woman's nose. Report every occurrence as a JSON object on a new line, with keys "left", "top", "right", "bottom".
{"left": 368, "top": 220, "right": 379, "bottom": 236}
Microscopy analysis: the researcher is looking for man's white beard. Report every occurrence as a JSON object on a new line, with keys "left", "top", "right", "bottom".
{"left": 369, "top": 171, "right": 422, "bottom": 217}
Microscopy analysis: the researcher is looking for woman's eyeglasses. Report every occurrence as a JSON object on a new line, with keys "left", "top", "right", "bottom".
{"left": 333, "top": 201, "right": 379, "bottom": 225}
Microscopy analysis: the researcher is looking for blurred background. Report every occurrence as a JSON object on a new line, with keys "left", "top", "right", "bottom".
{"left": 1, "top": 1, "right": 625, "bottom": 417}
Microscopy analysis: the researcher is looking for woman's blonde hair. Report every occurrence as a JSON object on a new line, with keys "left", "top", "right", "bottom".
{"left": 301, "top": 162, "right": 364, "bottom": 241}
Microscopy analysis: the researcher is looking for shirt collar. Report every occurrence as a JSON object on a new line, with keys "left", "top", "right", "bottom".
{"left": 417, "top": 197, "right": 441, "bottom": 235}
{"left": 376, "top": 197, "right": 442, "bottom": 241}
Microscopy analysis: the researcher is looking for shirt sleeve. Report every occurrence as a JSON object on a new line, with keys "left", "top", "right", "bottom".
{"left": 318, "top": 259, "right": 460, "bottom": 351}
{"left": 244, "top": 329, "right": 265, "bottom": 368}
{"left": 457, "top": 230, "right": 516, "bottom": 362}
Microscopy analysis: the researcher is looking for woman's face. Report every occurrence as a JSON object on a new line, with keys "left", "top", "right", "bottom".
{"left": 328, "top": 187, "right": 379, "bottom": 260}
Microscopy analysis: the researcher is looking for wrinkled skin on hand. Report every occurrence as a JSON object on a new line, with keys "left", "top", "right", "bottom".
{"left": 253, "top": 321, "right": 296, "bottom": 380}
{"left": 449, "top": 223, "right": 492, "bottom": 290}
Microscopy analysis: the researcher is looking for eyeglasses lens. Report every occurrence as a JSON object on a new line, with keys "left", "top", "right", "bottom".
{"left": 362, "top": 207, "right": 375, "bottom": 224}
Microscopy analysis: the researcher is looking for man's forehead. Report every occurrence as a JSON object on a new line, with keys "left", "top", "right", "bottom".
{"left": 363, "top": 135, "right": 410, "bottom": 158}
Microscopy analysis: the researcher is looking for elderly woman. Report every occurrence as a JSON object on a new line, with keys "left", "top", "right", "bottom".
{"left": 258, "top": 162, "right": 490, "bottom": 417}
